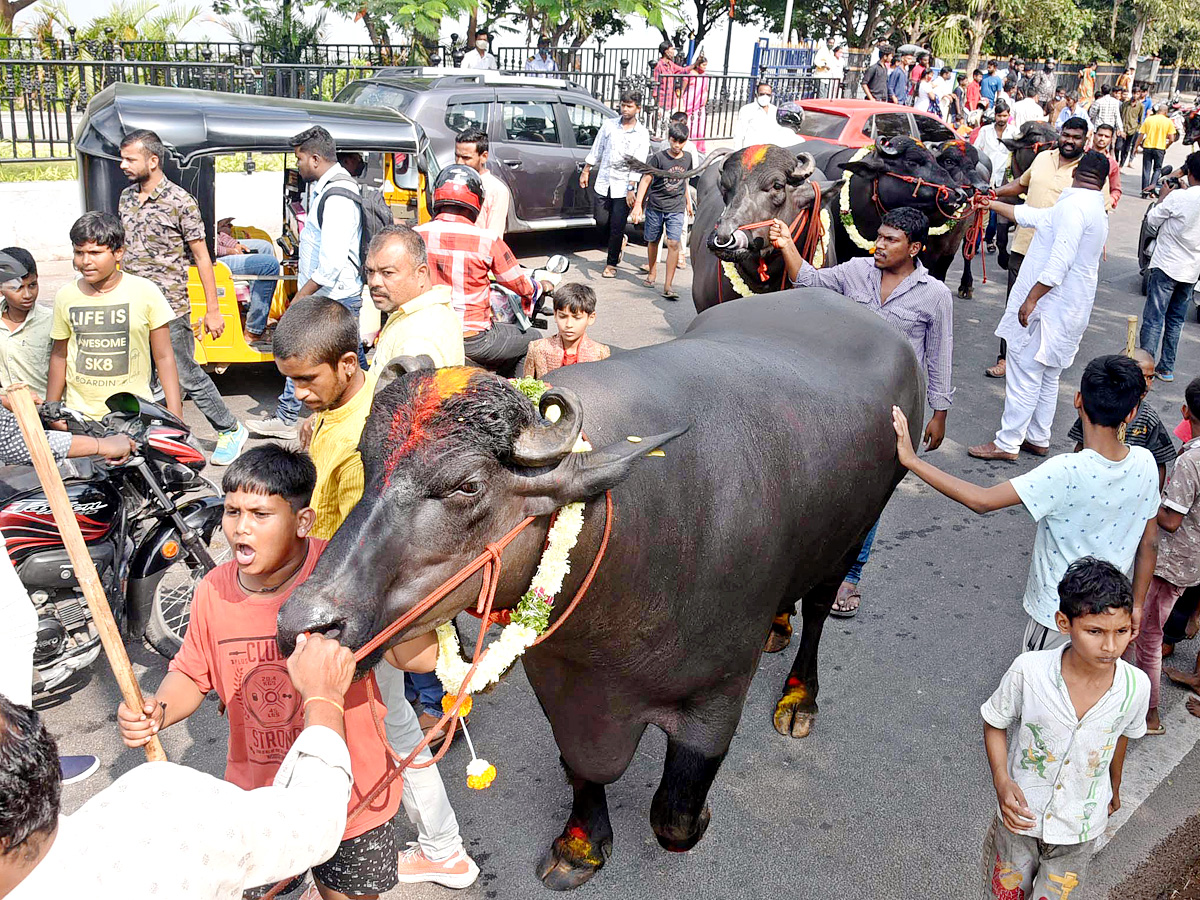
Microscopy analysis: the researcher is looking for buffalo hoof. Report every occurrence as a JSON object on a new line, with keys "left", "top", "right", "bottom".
{"left": 536, "top": 833, "right": 610, "bottom": 891}
{"left": 763, "top": 612, "right": 793, "bottom": 653}
{"left": 655, "top": 804, "right": 711, "bottom": 852}
{"left": 958, "top": 286, "right": 973, "bottom": 299}
{"left": 773, "top": 690, "right": 817, "bottom": 739}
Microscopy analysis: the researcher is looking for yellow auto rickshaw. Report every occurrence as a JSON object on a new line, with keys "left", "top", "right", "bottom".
{"left": 76, "top": 83, "right": 438, "bottom": 367}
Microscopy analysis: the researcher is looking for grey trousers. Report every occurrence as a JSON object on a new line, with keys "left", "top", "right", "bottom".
{"left": 167, "top": 315, "right": 236, "bottom": 433}
{"left": 980, "top": 815, "right": 1094, "bottom": 900}
{"left": 1022, "top": 615, "right": 1071, "bottom": 655}
{"left": 374, "top": 660, "right": 464, "bottom": 861}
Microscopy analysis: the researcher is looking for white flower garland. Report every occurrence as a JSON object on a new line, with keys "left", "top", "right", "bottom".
{"left": 434, "top": 435, "right": 589, "bottom": 697}
{"left": 721, "top": 260, "right": 754, "bottom": 298}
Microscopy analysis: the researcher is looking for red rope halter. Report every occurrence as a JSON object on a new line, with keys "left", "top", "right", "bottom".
{"left": 715, "top": 182, "right": 826, "bottom": 303}
{"left": 261, "top": 492, "right": 614, "bottom": 900}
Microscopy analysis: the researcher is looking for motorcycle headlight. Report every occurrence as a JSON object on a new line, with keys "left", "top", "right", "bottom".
{"left": 159, "top": 462, "right": 199, "bottom": 487}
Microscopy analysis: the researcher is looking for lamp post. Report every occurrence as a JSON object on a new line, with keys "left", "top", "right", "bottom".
{"left": 722, "top": 0, "right": 735, "bottom": 77}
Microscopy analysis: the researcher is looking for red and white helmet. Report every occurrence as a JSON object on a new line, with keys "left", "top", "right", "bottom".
{"left": 432, "top": 164, "right": 485, "bottom": 217}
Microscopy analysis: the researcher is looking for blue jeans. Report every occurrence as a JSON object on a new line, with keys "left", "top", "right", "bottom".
{"left": 1140, "top": 267, "right": 1196, "bottom": 375}
{"left": 218, "top": 239, "right": 279, "bottom": 336}
{"left": 405, "top": 670, "right": 445, "bottom": 713}
{"left": 276, "top": 291, "right": 368, "bottom": 423}
{"left": 844, "top": 520, "right": 878, "bottom": 585}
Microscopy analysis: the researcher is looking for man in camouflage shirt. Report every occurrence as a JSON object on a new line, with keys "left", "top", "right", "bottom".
{"left": 117, "top": 129, "right": 248, "bottom": 466}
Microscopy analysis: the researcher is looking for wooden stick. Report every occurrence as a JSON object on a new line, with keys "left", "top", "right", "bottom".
{"left": 6, "top": 384, "right": 166, "bottom": 762}
{"left": 1125, "top": 315, "right": 1138, "bottom": 356}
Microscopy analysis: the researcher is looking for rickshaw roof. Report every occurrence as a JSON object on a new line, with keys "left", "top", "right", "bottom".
{"left": 77, "top": 83, "right": 424, "bottom": 166}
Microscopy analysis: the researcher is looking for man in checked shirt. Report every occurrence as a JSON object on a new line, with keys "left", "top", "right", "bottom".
{"left": 771, "top": 207, "right": 955, "bottom": 619}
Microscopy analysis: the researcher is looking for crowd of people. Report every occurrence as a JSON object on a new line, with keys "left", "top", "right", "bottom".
{"left": 2, "top": 45, "right": 1200, "bottom": 900}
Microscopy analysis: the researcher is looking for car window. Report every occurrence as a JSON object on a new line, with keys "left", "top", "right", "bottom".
{"left": 914, "top": 114, "right": 955, "bottom": 143}
{"left": 445, "top": 101, "right": 490, "bottom": 135}
{"left": 335, "top": 81, "right": 417, "bottom": 113}
{"left": 796, "top": 110, "right": 849, "bottom": 140}
{"left": 563, "top": 102, "right": 607, "bottom": 147}
{"left": 865, "top": 113, "right": 911, "bottom": 140}
{"left": 502, "top": 101, "right": 561, "bottom": 144}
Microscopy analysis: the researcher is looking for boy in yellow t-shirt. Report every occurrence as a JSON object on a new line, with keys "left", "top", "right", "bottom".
{"left": 48, "top": 212, "right": 181, "bottom": 420}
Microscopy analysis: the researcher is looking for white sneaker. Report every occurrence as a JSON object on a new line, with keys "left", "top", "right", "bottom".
{"left": 245, "top": 415, "right": 298, "bottom": 439}
{"left": 396, "top": 842, "right": 480, "bottom": 889}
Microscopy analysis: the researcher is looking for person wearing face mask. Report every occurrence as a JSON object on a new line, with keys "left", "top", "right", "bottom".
{"left": 524, "top": 36, "right": 557, "bottom": 76}
{"left": 735, "top": 82, "right": 778, "bottom": 148}
{"left": 461, "top": 29, "right": 497, "bottom": 70}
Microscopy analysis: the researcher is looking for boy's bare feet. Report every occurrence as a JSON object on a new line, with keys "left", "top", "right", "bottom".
{"left": 1188, "top": 696, "right": 1200, "bottom": 719}
{"left": 1163, "top": 641, "right": 1174, "bottom": 657}
{"left": 1163, "top": 665, "right": 1200, "bottom": 691}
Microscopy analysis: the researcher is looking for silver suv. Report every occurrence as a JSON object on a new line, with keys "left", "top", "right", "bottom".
{"left": 336, "top": 68, "right": 617, "bottom": 233}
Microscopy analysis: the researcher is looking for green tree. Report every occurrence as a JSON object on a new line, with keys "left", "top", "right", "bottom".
{"left": 214, "top": 0, "right": 328, "bottom": 62}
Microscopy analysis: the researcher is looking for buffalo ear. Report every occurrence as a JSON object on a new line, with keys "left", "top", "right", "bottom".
{"left": 372, "top": 355, "right": 436, "bottom": 397}
{"left": 1000, "top": 137, "right": 1021, "bottom": 152}
{"left": 841, "top": 155, "right": 884, "bottom": 177}
{"left": 512, "top": 427, "right": 688, "bottom": 517}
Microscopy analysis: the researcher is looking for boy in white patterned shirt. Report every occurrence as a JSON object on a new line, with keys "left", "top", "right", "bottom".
{"left": 980, "top": 557, "right": 1149, "bottom": 900}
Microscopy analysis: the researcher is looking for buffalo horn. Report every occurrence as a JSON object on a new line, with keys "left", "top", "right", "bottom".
{"left": 790, "top": 152, "right": 815, "bottom": 182}
{"left": 511, "top": 386, "right": 585, "bottom": 467}
{"left": 372, "top": 354, "right": 436, "bottom": 396}
{"left": 877, "top": 139, "right": 901, "bottom": 157}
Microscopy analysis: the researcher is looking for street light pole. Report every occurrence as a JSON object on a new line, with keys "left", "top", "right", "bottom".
{"left": 781, "top": 0, "right": 794, "bottom": 43}
{"left": 722, "top": 0, "right": 735, "bottom": 77}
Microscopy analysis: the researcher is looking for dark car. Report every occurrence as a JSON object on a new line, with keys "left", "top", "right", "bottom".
{"left": 336, "top": 67, "right": 617, "bottom": 233}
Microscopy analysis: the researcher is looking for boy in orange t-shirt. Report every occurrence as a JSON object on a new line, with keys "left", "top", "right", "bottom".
{"left": 117, "top": 445, "right": 402, "bottom": 900}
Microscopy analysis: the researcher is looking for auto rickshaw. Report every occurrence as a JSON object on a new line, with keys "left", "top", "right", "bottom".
{"left": 76, "top": 83, "right": 438, "bottom": 367}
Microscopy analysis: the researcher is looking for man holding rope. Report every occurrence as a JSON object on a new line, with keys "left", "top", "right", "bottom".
{"left": 771, "top": 207, "right": 955, "bottom": 618}
{"left": 2, "top": 633, "right": 356, "bottom": 900}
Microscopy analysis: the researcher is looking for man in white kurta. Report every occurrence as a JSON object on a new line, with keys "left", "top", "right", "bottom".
{"left": 970, "top": 150, "right": 1111, "bottom": 461}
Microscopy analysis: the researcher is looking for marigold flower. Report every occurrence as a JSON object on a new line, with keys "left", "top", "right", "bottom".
{"left": 466, "top": 758, "right": 496, "bottom": 790}
{"left": 442, "top": 693, "right": 473, "bottom": 718}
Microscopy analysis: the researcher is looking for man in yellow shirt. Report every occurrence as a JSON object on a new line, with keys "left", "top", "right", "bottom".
{"left": 365, "top": 225, "right": 465, "bottom": 384}
{"left": 982, "top": 120, "right": 1108, "bottom": 378}
{"left": 268, "top": 296, "right": 480, "bottom": 888}
{"left": 47, "top": 213, "right": 181, "bottom": 420}
{"left": 1137, "top": 103, "right": 1178, "bottom": 197}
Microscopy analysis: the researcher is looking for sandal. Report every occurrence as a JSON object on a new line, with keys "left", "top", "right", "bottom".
{"left": 643, "top": 277, "right": 656, "bottom": 287}
{"left": 663, "top": 288, "right": 680, "bottom": 300}
{"left": 830, "top": 580, "right": 860, "bottom": 618}
{"left": 985, "top": 359, "right": 1006, "bottom": 378}
{"left": 601, "top": 266, "right": 616, "bottom": 278}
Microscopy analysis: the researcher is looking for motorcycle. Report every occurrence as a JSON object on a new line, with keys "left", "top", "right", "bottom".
{"left": 12, "top": 393, "right": 225, "bottom": 694}
{"left": 489, "top": 254, "right": 570, "bottom": 333}
{"left": 1136, "top": 165, "right": 1200, "bottom": 320}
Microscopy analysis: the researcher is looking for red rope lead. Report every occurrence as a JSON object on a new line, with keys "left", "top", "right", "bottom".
{"left": 262, "top": 493, "right": 614, "bottom": 900}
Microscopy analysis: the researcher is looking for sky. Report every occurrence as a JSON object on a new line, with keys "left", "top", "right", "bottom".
{"left": 29, "top": 0, "right": 782, "bottom": 75}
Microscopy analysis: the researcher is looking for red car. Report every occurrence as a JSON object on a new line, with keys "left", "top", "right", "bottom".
{"left": 795, "top": 99, "right": 959, "bottom": 148}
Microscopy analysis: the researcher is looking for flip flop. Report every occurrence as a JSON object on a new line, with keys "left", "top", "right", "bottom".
{"left": 663, "top": 289, "right": 680, "bottom": 300}
{"left": 601, "top": 267, "right": 616, "bottom": 278}
{"left": 830, "top": 581, "right": 860, "bottom": 618}
{"left": 1144, "top": 724, "right": 1166, "bottom": 736}
{"left": 643, "top": 277, "right": 656, "bottom": 287}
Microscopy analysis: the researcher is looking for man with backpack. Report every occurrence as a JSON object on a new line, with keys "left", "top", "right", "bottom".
{"left": 249, "top": 126, "right": 386, "bottom": 439}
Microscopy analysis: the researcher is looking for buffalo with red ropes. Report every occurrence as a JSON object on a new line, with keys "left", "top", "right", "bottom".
{"left": 278, "top": 294, "right": 923, "bottom": 892}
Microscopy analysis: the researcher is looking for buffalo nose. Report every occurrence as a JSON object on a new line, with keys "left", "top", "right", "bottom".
{"left": 276, "top": 599, "right": 348, "bottom": 656}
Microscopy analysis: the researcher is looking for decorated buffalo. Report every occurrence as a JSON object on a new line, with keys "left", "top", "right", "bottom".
{"left": 277, "top": 292, "right": 922, "bottom": 890}
{"left": 1002, "top": 120, "right": 1059, "bottom": 180}
{"left": 802, "top": 137, "right": 985, "bottom": 296}
{"left": 1184, "top": 108, "right": 1200, "bottom": 148}
{"left": 687, "top": 144, "right": 840, "bottom": 312}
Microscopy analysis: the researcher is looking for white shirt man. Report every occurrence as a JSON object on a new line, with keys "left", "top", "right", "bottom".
{"left": 973, "top": 117, "right": 1013, "bottom": 189}
{"left": 1009, "top": 95, "right": 1048, "bottom": 132}
{"left": 461, "top": 38, "right": 498, "bottom": 70}
{"left": 525, "top": 52, "right": 557, "bottom": 75}
{"left": 584, "top": 113, "right": 650, "bottom": 199}
{"left": 1145, "top": 172, "right": 1200, "bottom": 285}
{"left": 735, "top": 85, "right": 778, "bottom": 148}
{"left": 984, "top": 154, "right": 1110, "bottom": 457}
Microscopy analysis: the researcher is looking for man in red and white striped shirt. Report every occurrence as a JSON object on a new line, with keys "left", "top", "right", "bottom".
{"left": 414, "top": 166, "right": 548, "bottom": 373}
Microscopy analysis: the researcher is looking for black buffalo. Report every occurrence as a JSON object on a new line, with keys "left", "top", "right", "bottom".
{"left": 1003, "top": 121, "right": 1059, "bottom": 180}
{"left": 803, "top": 137, "right": 981, "bottom": 293}
{"left": 278, "top": 293, "right": 922, "bottom": 891}
{"left": 688, "top": 144, "right": 840, "bottom": 312}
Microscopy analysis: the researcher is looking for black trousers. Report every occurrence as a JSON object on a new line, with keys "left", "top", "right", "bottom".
{"left": 601, "top": 192, "right": 631, "bottom": 267}
{"left": 1142, "top": 147, "right": 1166, "bottom": 193}
{"left": 1116, "top": 134, "right": 1135, "bottom": 167}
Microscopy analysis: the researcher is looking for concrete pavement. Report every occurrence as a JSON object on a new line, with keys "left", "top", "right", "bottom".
{"left": 30, "top": 144, "right": 1200, "bottom": 900}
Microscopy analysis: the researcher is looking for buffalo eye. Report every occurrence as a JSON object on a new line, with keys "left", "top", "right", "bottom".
{"left": 454, "top": 480, "right": 482, "bottom": 497}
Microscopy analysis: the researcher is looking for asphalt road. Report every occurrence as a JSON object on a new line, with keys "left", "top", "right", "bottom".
{"left": 35, "top": 144, "right": 1200, "bottom": 900}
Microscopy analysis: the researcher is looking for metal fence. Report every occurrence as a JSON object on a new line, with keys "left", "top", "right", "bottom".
{"left": 0, "top": 34, "right": 390, "bottom": 65}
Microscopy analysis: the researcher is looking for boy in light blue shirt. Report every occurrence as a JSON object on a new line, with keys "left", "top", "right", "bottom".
{"left": 892, "top": 354, "right": 1160, "bottom": 650}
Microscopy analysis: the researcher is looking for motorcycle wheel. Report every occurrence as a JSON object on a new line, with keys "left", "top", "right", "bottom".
{"left": 143, "top": 529, "right": 230, "bottom": 658}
